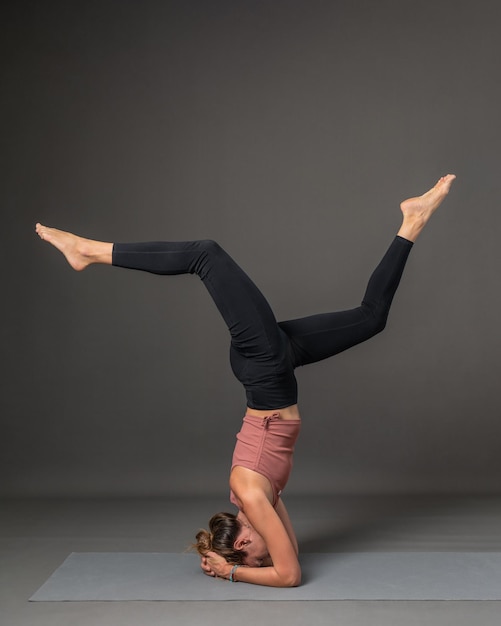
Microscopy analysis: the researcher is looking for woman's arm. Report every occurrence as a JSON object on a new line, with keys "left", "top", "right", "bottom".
{"left": 274, "top": 498, "right": 298, "bottom": 555}
{"left": 234, "top": 492, "right": 301, "bottom": 586}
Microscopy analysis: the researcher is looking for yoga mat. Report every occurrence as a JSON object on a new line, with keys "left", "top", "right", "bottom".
{"left": 30, "top": 552, "right": 501, "bottom": 601}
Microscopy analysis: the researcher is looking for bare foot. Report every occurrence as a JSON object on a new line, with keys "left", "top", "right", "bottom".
{"left": 35, "top": 223, "right": 112, "bottom": 270}
{"left": 398, "top": 174, "right": 456, "bottom": 241}
{"left": 400, "top": 174, "right": 456, "bottom": 219}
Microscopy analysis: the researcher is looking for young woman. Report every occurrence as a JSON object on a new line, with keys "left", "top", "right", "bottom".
{"left": 36, "top": 174, "right": 456, "bottom": 587}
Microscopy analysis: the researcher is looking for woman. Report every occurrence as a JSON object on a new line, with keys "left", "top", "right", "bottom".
{"left": 36, "top": 174, "right": 456, "bottom": 587}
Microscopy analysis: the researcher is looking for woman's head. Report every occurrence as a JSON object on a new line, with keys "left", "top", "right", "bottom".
{"left": 194, "top": 511, "right": 247, "bottom": 565}
{"left": 194, "top": 511, "right": 270, "bottom": 567}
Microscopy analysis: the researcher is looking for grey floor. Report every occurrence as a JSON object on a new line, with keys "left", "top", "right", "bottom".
{"left": 1, "top": 495, "right": 501, "bottom": 626}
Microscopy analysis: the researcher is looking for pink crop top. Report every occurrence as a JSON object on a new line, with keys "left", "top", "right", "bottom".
{"left": 230, "top": 413, "right": 301, "bottom": 508}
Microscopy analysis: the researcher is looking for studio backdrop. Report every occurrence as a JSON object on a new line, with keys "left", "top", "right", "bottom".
{"left": 3, "top": 0, "right": 501, "bottom": 497}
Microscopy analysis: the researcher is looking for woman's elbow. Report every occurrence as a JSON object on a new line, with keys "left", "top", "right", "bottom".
{"left": 281, "top": 567, "right": 302, "bottom": 587}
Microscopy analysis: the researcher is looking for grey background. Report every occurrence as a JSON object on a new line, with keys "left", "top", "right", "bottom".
{"left": 2, "top": 0, "right": 500, "bottom": 498}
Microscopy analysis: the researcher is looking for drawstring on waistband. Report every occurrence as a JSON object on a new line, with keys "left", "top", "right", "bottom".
{"left": 263, "top": 413, "right": 280, "bottom": 428}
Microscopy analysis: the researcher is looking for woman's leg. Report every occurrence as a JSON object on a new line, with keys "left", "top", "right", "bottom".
{"left": 112, "top": 239, "right": 283, "bottom": 358}
{"left": 279, "top": 174, "right": 456, "bottom": 367}
{"left": 35, "top": 225, "right": 282, "bottom": 359}
{"left": 279, "top": 235, "right": 412, "bottom": 366}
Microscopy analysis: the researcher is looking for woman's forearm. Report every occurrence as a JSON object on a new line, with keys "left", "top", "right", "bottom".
{"left": 204, "top": 551, "right": 300, "bottom": 587}
{"left": 233, "top": 564, "right": 301, "bottom": 587}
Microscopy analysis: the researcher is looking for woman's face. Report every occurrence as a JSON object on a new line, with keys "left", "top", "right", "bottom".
{"left": 235, "top": 512, "right": 271, "bottom": 567}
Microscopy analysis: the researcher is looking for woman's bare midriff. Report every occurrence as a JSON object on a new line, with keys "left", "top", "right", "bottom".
{"left": 245, "top": 404, "right": 301, "bottom": 420}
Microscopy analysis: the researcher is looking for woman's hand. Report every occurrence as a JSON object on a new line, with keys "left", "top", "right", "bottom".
{"left": 200, "top": 551, "right": 233, "bottom": 580}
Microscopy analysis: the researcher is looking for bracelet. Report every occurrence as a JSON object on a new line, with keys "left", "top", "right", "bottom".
{"left": 229, "top": 564, "right": 239, "bottom": 582}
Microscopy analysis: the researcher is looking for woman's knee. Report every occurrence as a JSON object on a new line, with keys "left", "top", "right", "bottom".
{"left": 198, "top": 239, "right": 223, "bottom": 255}
{"left": 362, "top": 302, "right": 389, "bottom": 336}
{"left": 372, "top": 316, "right": 388, "bottom": 335}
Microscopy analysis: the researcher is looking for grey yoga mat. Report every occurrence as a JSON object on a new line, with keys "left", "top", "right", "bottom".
{"left": 29, "top": 552, "right": 501, "bottom": 601}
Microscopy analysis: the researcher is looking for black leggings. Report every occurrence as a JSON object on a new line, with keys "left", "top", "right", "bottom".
{"left": 112, "top": 236, "right": 413, "bottom": 409}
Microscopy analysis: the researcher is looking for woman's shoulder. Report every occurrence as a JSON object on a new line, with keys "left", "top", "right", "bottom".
{"left": 230, "top": 466, "right": 274, "bottom": 507}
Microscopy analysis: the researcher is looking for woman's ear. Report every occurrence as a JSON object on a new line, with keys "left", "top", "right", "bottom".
{"left": 233, "top": 530, "right": 247, "bottom": 551}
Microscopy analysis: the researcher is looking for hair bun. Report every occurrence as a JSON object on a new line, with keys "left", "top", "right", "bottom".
{"left": 194, "top": 529, "right": 212, "bottom": 555}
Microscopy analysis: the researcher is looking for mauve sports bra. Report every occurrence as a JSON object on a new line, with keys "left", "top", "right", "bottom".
{"left": 229, "top": 413, "right": 301, "bottom": 508}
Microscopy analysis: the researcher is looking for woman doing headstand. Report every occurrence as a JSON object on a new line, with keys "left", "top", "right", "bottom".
{"left": 36, "top": 174, "right": 456, "bottom": 587}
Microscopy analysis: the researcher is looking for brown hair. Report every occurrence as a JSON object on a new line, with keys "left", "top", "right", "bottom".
{"left": 193, "top": 512, "right": 247, "bottom": 565}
